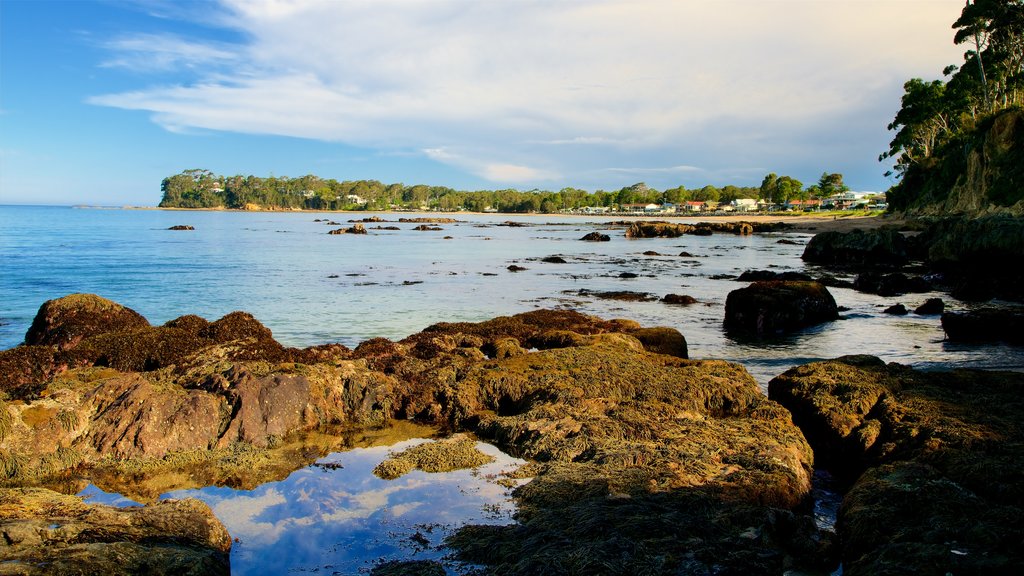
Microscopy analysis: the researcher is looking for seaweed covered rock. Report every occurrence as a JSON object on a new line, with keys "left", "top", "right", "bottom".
{"left": 24, "top": 294, "right": 149, "bottom": 350}
{"left": 802, "top": 228, "right": 909, "bottom": 268}
{"left": 724, "top": 281, "right": 839, "bottom": 336}
{"left": 839, "top": 462, "right": 1022, "bottom": 576}
{"left": 768, "top": 357, "right": 1024, "bottom": 575}
{"left": 442, "top": 338, "right": 822, "bottom": 574}
{"left": 625, "top": 220, "right": 789, "bottom": 238}
{"left": 579, "top": 231, "right": 610, "bottom": 241}
{"left": 0, "top": 487, "right": 231, "bottom": 575}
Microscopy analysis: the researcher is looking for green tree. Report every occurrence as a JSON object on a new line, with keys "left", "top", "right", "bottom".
{"left": 816, "top": 172, "right": 849, "bottom": 199}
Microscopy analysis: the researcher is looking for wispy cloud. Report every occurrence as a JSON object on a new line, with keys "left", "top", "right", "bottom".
{"left": 100, "top": 33, "right": 239, "bottom": 72}
{"left": 89, "top": 0, "right": 967, "bottom": 188}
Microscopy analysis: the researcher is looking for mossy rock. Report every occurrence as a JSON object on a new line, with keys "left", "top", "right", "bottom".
{"left": 770, "top": 357, "right": 1024, "bottom": 575}
{"left": 24, "top": 294, "right": 150, "bottom": 350}
{"left": 724, "top": 280, "right": 838, "bottom": 336}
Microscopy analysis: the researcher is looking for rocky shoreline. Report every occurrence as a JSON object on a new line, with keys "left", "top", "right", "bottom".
{"left": 1, "top": 280, "right": 1021, "bottom": 574}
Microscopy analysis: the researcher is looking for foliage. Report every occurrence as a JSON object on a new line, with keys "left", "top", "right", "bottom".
{"left": 882, "top": 0, "right": 1024, "bottom": 180}
{"left": 157, "top": 171, "right": 780, "bottom": 212}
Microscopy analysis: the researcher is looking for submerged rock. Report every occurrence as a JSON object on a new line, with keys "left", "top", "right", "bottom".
{"left": 768, "top": 357, "right": 1024, "bottom": 574}
{"left": 0, "top": 487, "right": 230, "bottom": 575}
{"left": 579, "top": 231, "right": 610, "bottom": 241}
{"left": 167, "top": 225, "right": 195, "bottom": 230}
{"left": 724, "top": 281, "right": 838, "bottom": 336}
{"left": 576, "top": 289, "right": 657, "bottom": 302}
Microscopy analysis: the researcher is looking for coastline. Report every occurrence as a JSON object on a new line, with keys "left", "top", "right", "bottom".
{"left": 119, "top": 205, "right": 896, "bottom": 235}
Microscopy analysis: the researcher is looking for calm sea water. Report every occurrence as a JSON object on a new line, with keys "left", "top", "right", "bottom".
{"left": 2, "top": 205, "right": 1020, "bottom": 386}
{"left": 4, "top": 205, "right": 1021, "bottom": 574}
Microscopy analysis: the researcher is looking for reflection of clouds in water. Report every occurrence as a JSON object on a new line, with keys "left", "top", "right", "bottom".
{"left": 209, "top": 487, "right": 289, "bottom": 547}
{"left": 161, "top": 440, "right": 526, "bottom": 575}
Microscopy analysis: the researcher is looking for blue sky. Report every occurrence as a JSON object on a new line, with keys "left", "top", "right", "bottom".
{"left": 1, "top": 0, "right": 966, "bottom": 206}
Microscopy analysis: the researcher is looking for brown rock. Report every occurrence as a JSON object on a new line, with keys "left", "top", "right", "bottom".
{"left": 0, "top": 487, "right": 230, "bottom": 575}
{"left": 724, "top": 281, "right": 839, "bottom": 336}
{"left": 24, "top": 294, "right": 150, "bottom": 350}
{"left": 662, "top": 293, "right": 697, "bottom": 305}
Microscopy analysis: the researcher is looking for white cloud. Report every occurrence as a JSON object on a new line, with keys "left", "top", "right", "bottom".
{"left": 100, "top": 33, "right": 239, "bottom": 71}
{"left": 89, "top": 0, "right": 968, "bottom": 187}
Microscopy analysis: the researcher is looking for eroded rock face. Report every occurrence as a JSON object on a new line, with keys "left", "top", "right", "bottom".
{"left": 0, "top": 487, "right": 231, "bottom": 575}
{"left": 724, "top": 281, "right": 839, "bottom": 336}
{"left": 768, "top": 357, "right": 1024, "bottom": 574}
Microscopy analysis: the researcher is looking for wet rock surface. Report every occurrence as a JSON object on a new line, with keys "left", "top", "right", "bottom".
{"left": 768, "top": 356, "right": 1024, "bottom": 574}
{"left": 0, "top": 295, "right": 826, "bottom": 574}
{"left": 724, "top": 281, "right": 839, "bottom": 336}
{"left": 0, "top": 487, "right": 231, "bottom": 575}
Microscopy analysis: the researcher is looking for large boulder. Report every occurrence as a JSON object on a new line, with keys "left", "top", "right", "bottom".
{"left": 941, "top": 307, "right": 1024, "bottom": 344}
{"left": 724, "top": 281, "right": 839, "bottom": 336}
{"left": 0, "top": 487, "right": 230, "bottom": 575}
{"left": 24, "top": 294, "right": 149, "bottom": 350}
{"left": 768, "top": 357, "right": 1024, "bottom": 575}
{"left": 801, "top": 228, "right": 909, "bottom": 268}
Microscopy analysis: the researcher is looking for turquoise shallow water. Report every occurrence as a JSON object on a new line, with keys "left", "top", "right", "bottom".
{"left": 2, "top": 205, "right": 1020, "bottom": 386}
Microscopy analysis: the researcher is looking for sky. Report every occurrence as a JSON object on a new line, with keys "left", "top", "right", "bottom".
{"left": 0, "top": 0, "right": 968, "bottom": 206}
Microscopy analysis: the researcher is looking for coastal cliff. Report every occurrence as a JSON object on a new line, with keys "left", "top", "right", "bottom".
{"left": 889, "top": 107, "right": 1024, "bottom": 216}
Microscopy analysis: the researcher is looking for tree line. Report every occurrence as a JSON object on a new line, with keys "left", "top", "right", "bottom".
{"left": 159, "top": 169, "right": 852, "bottom": 213}
{"left": 881, "top": 0, "right": 1023, "bottom": 181}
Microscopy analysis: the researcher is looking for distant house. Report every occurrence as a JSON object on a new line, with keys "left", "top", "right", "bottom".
{"left": 619, "top": 203, "right": 661, "bottom": 213}
{"left": 581, "top": 206, "right": 611, "bottom": 214}
{"left": 683, "top": 201, "right": 706, "bottom": 212}
{"left": 346, "top": 194, "right": 367, "bottom": 205}
{"left": 731, "top": 198, "right": 757, "bottom": 211}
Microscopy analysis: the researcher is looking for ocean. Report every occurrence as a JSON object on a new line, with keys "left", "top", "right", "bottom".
{"left": 2, "top": 205, "right": 1019, "bottom": 387}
